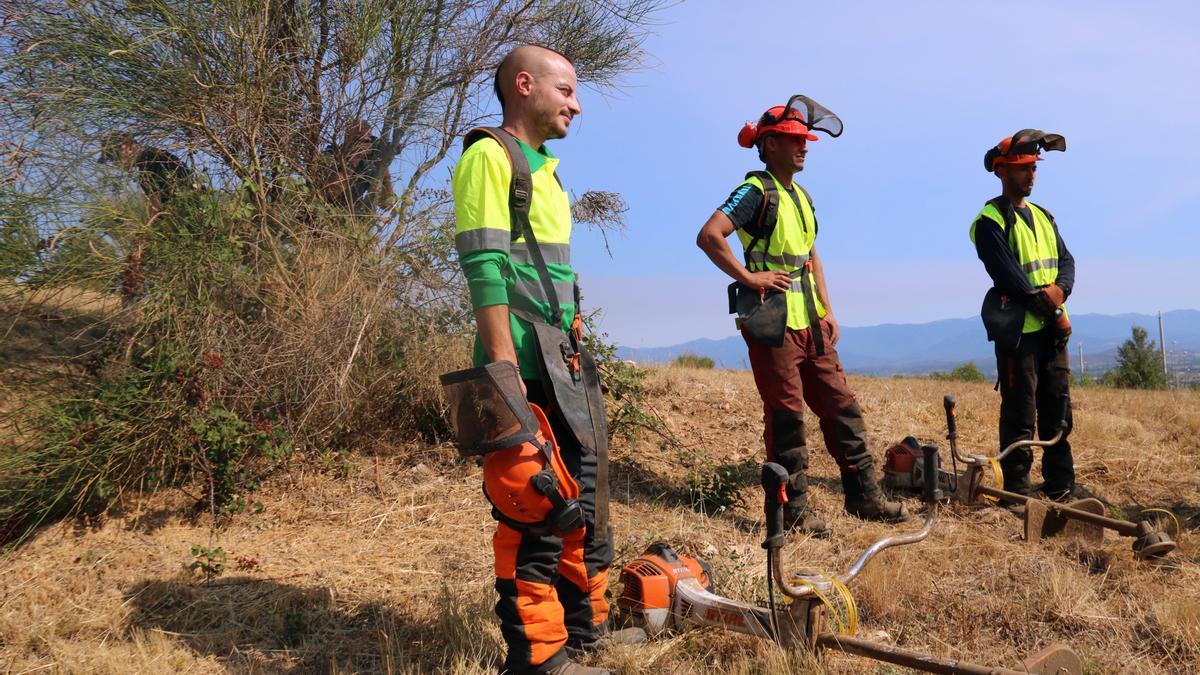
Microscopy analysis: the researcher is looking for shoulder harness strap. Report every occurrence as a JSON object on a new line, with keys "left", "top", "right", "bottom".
{"left": 986, "top": 197, "right": 1017, "bottom": 231}
{"left": 743, "top": 170, "right": 779, "bottom": 260}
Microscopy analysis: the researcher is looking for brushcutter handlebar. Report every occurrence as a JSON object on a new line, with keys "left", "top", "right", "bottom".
{"left": 923, "top": 444, "right": 942, "bottom": 503}
{"left": 761, "top": 462, "right": 789, "bottom": 550}
{"left": 771, "top": 502, "right": 939, "bottom": 599}
{"left": 1056, "top": 393, "right": 1070, "bottom": 433}
{"left": 996, "top": 405, "right": 1069, "bottom": 461}
{"left": 943, "top": 395, "right": 957, "bottom": 440}
{"left": 942, "top": 394, "right": 972, "bottom": 464}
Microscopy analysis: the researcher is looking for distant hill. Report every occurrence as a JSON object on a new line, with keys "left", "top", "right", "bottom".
{"left": 620, "top": 310, "right": 1200, "bottom": 379}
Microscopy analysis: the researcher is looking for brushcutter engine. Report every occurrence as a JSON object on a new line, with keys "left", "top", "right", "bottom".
{"left": 883, "top": 436, "right": 951, "bottom": 498}
{"left": 618, "top": 544, "right": 749, "bottom": 637}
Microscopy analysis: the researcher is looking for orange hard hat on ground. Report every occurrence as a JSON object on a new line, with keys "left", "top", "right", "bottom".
{"left": 483, "top": 404, "right": 580, "bottom": 526}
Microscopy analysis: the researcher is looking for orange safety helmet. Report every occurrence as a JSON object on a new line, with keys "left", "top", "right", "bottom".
{"left": 738, "top": 95, "right": 843, "bottom": 149}
{"left": 984, "top": 129, "right": 1066, "bottom": 172}
{"left": 738, "top": 106, "right": 819, "bottom": 148}
{"left": 483, "top": 404, "right": 582, "bottom": 532}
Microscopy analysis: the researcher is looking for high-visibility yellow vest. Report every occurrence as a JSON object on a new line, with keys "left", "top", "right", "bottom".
{"left": 734, "top": 171, "right": 827, "bottom": 330}
{"left": 970, "top": 201, "right": 1064, "bottom": 333}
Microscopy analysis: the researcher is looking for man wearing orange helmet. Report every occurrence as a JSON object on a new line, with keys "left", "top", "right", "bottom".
{"left": 696, "top": 97, "right": 906, "bottom": 537}
{"left": 970, "top": 130, "right": 1076, "bottom": 500}
{"left": 451, "top": 45, "right": 640, "bottom": 675}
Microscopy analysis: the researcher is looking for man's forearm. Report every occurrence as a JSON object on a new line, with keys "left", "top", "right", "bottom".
{"left": 696, "top": 212, "right": 753, "bottom": 284}
{"left": 811, "top": 248, "right": 833, "bottom": 312}
{"left": 475, "top": 304, "right": 519, "bottom": 364}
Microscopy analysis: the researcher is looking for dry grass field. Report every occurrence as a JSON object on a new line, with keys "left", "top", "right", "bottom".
{"left": 1, "top": 366, "right": 1197, "bottom": 674}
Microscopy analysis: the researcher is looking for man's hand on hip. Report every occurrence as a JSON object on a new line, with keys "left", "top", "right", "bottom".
{"left": 745, "top": 270, "right": 791, "bottom": 293}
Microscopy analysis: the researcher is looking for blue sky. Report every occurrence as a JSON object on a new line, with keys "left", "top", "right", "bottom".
{"left": 492, "top": 1, "right": 1200, "bottom": 347}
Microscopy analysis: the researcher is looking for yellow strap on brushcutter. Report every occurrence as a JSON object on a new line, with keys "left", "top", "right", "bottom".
{"left": 977, "top": 457, "right": 1004, "bottom": 501}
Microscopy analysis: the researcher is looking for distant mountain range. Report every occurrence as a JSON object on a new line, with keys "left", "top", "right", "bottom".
{"left": 619, "top": 310, "right": 1200, "bottom": 379}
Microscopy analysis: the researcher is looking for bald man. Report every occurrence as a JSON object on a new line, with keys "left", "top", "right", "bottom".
{"left": 453, "top": 45, "right": 640, "bottom": 675}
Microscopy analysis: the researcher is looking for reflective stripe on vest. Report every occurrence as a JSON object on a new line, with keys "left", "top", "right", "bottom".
{"left": 733, "top": 173, "right": 825, "bottom": 331}
{"left": 972, "top": 201, "right": 1062, "bottom": 333}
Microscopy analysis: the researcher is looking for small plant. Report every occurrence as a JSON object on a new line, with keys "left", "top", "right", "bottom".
{"left": 581, "top": 319, "right": 658, "bottom": 440}
{"left": 672, "top": 353, "right": 715, "bottom": 369}
{"left": 187, "top": 544, "right": 226, "bottom": 582}
{"left": 686, "top": 458, "right": 756, "bottom": 515}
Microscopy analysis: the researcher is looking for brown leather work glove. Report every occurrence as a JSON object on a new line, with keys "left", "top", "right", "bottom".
{"left": 1043, "top": 283, "right": 1066, "bottom": 307}
{"left": 1032, "top": 283, "right": 1065, "bottom": 318}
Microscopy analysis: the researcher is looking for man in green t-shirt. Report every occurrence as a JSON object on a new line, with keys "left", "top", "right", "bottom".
{"left": 453, "top": 45, "right": 639, "bottom": 675}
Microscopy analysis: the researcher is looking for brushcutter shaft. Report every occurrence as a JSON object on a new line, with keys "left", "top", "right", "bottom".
{"left": 817, "top": 634, "right": 1029, "bottom": 675}
{"left": 976, "top": 485, "right": 1141, "bottom": 536}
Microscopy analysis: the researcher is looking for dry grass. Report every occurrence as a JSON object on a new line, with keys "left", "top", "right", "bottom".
{"left": 2, "top": 368, "right": 1198, "bottom": 673}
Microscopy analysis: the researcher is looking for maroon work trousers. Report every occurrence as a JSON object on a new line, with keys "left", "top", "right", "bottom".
{"left": 744, "top": 319, "right": 863, "bottom": 478}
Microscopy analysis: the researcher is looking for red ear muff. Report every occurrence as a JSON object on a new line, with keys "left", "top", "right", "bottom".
{"left": 738, "top": 123, "right": 758, "bottom": 148}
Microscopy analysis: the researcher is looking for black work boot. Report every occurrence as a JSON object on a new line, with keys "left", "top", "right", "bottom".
{"left": 565, "top": 626, "right": 646, "bottom": 659}
{"left": 783, "top": 490, "right": 832, "bottom": 538}
{"left": 512, "top": 650, "right": 612, "bottom": 675}
{"left": 1002, "top": 469, "right": 1033, "bottom": 497}
{"left": 841, "top": 453, "right": 907, "bottom": 522}
{"left": 1039, "top": 483, "right": 1076, "bottom": 503}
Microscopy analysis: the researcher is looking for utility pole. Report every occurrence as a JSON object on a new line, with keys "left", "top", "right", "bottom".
{"left": 1078, "top": 342, "right": 1085, "bottom": 377}
{"left": 1158, "top": 311, "right": 1168, "bottom": 382}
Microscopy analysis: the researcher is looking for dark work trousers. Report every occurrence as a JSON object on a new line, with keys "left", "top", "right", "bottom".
{"left": 743, "top": 320, "right": 871, "bottom": 499}
{"left": 490, "top": 379, "right": 613, "bottom": 673}
{"left": 995, "top": 326, "right": 1075, "bottom": 495}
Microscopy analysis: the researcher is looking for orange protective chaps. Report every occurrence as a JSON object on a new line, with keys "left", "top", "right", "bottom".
{"left": 490, "top": 384, "right": 612, "bottom": 672}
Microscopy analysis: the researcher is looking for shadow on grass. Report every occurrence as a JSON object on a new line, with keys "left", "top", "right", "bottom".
{"left": 125, "top": 576, "right": 503, "bottom": 673}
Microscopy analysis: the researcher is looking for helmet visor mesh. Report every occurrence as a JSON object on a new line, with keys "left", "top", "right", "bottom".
{"left": 785, "top": 95, "right": 844, "bottom": 138}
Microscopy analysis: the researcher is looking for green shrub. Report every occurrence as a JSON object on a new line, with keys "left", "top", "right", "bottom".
{"left": 1102, "top": 326, "right": 1168, "bottom": 389}
{"left": 672, "top": 353, "right": 715, "bottom": 369}
{"left": 930, "top": 361, "right": 986, "bottom": 383}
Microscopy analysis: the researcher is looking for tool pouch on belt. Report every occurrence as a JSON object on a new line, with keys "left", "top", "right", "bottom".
{"left": 980, "top": 286, "right": 1024, "bottom": 352}
{"left": 729, "top": 282, "right": 787, "bottom": 347}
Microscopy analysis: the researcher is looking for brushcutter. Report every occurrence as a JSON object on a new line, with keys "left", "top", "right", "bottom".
{"left": 883, "top": 394, "right": 1176, "bottom": 561}
{"left": 618, "top": 444, "right": 1083, "bottom": 674}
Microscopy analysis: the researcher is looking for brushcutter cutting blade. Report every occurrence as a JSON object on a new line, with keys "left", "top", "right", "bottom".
{"left": 1020, "top": 643, "right": 1083, "bottom": 675}
{"left": 1133, "top": 530, "right": 1177, "bottom": 561}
